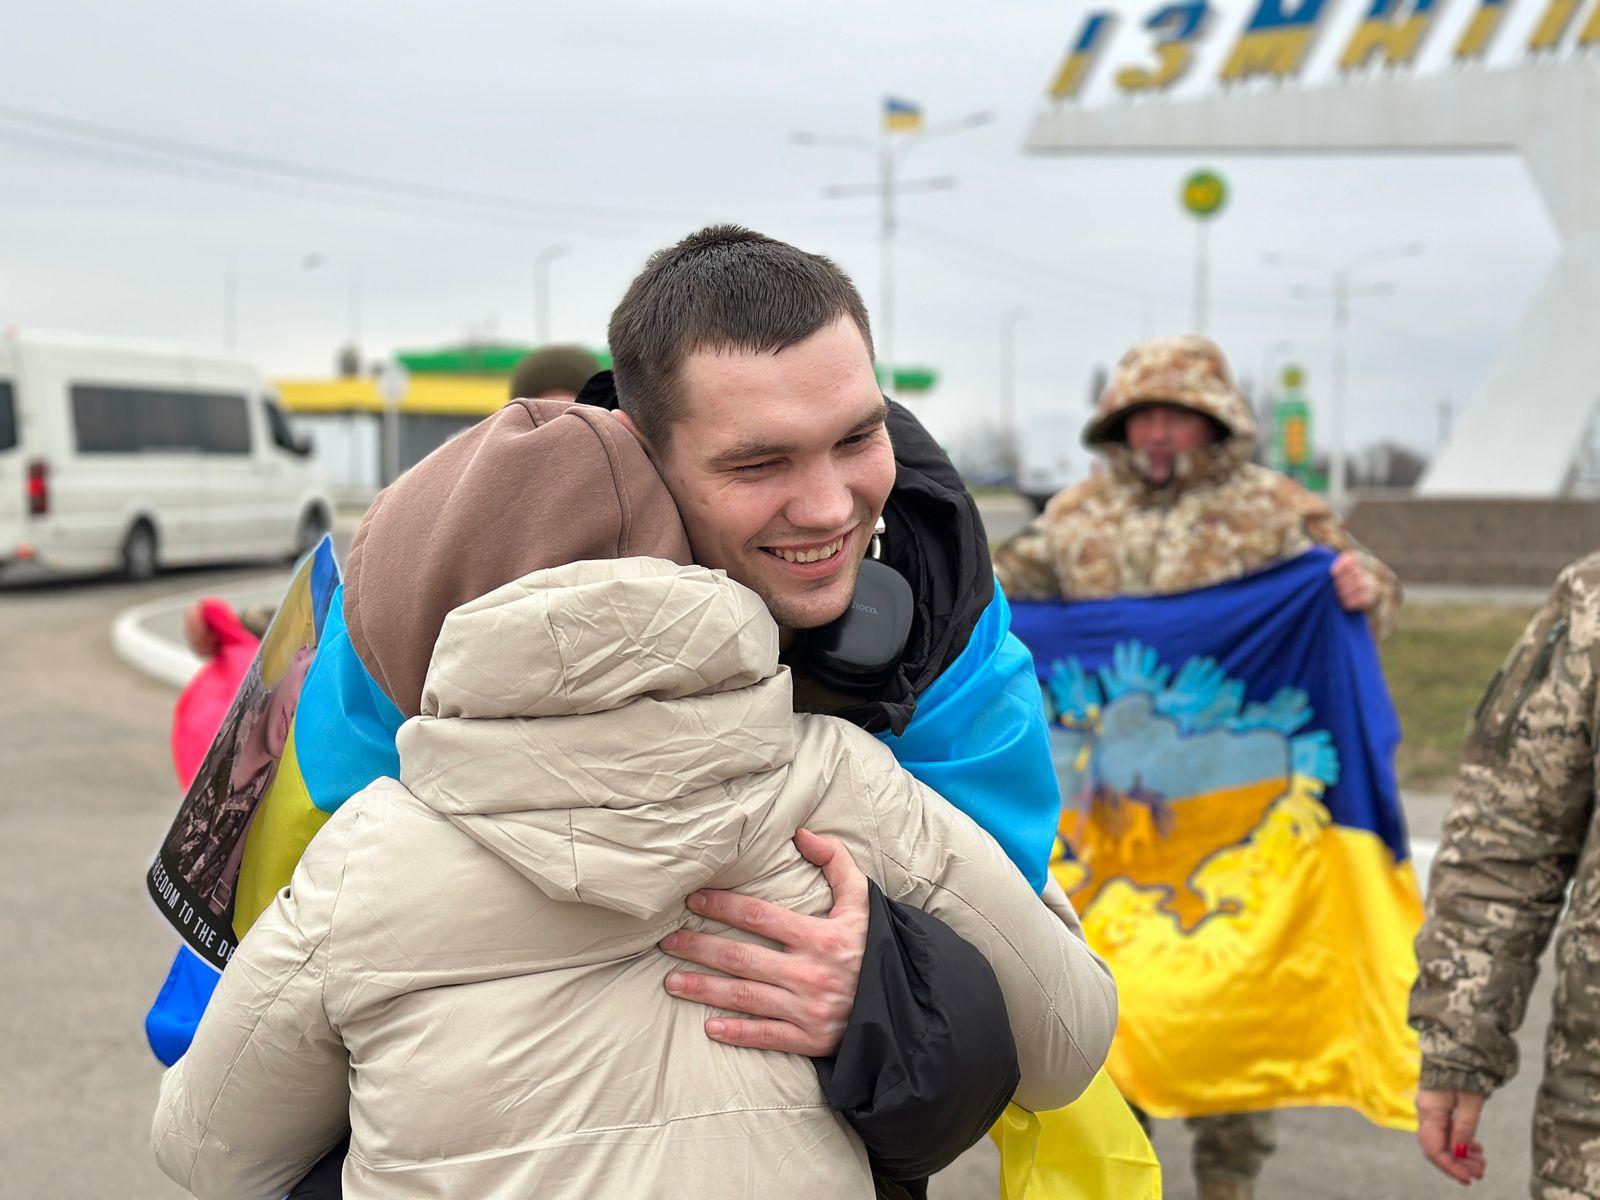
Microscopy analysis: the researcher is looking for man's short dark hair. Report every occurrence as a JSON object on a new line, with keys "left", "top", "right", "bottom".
{"left": 608, "top": 225, "right": 875, "bottom": 449}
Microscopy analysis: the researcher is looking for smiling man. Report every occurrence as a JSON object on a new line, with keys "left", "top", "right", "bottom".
{"left": 588, "top": 225, "right": 1079, "bottom": 1182}
{"left": 146, "top": 226, "right": 1091, "bottom": 1200}
{"left": 606, "top": 231, "right": 894, "bottom": 642}
{"left": 634, "top": 324, "right": 892, "bottom": 636}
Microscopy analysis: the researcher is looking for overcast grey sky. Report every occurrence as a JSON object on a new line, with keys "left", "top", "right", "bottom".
{"left": 0, "top": 0, "right": 1558, "bottom": 471}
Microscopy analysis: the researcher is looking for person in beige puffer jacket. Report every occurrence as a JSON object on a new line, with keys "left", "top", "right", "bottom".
{"left": 151, "top": 400, "right": 1116, "bottom": 1200}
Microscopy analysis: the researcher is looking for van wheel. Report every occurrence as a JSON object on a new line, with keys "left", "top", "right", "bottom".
{"left": 293, "top": 507, "right": 330, "bottom": 559}
{"left": 122, "top": 522, "right": 158, "bottom": 582}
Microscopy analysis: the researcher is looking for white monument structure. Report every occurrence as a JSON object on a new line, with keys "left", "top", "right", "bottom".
{"left": 1028, "top": 0, "right": 1600, "bottom": 498}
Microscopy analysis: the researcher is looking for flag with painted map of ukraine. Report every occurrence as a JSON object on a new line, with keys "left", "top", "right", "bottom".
{"left": 1008, "top": 546, "right": 1422, "bottom": 1130}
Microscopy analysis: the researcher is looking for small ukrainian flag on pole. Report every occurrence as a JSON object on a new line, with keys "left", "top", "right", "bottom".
{"left": 884, "top": 96, "right": 923, "bottom": 133}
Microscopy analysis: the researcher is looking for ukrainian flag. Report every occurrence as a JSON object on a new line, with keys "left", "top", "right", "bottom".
{"left": 884, "top": 96, "right": 923, "bottom": 133}
{"left": 1008, "top": 548, "right": 1422, "bottom": 1130}
{"left": 232, "top": 588, "right": 403, "bottom": 936}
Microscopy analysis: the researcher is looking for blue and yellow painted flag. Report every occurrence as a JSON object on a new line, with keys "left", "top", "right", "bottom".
{"left": 1009, "top": 547, "right": 1422, "bottom": 1130}
{"left": 884, "top": 96, "right": 923, "bottom": 133}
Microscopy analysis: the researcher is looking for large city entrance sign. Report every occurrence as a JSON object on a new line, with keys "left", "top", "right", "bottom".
{"left": 1029, "top": 0, "right": 1600, "bottom": 498}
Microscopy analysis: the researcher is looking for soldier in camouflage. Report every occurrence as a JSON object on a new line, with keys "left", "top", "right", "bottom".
{"left": 994, "top": 335, "right": 1403, "bottom": 1200}
{"left": 993, "top": 334, "right": 1401, "bottom": 639}
{"left": 1410, "top": 554, "right": 1600, "bottom": 1199}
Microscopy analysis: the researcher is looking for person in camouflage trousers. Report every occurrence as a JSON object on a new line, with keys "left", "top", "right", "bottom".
{"left": 994, "top": 335, "right": 1403, "bottom": 1200}
{"left": 1410, "top": 554, "right": 1600, "bottom": 1199}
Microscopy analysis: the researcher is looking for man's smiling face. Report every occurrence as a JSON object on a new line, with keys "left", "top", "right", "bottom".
{"left": 626, "top": 316, "right": 895, "bottom": 637}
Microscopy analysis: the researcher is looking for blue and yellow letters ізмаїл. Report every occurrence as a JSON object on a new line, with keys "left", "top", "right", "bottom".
{"left": 1339, "top": 0, "right": 1443, "bottom": 70}
{"left": 1049, "top": 11, "right": 1116, "bottom": 100}
{"left": 1219, "top": 0, "right": 1331, "bottom": 82}
{"left": 1116, "top": 3, "right": 1211, "bottom": 92}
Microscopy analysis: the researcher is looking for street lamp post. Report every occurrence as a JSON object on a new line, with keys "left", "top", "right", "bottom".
{"left": 1000, "top": 307, "right": 1028, "bottom": 482}
{"left": 1258, "top": 338, "right": 1295, "bottom": 410}
{"left": 534, "top": 243, "right": 571, "bottom": 347}
{"left": 223, "top": 257, "right": 239, "bottom": 352}
{"left": 376, "top": 360, "right": 408, "bottom": 488}
{"left": 305, "top": 253, "right": 365, "bottom": 368}
{"left": 1264, "top": 242, "right": 1423, "bottom": 511}
{"left": 794, "top": 108, "right": 991, "bottom": 395}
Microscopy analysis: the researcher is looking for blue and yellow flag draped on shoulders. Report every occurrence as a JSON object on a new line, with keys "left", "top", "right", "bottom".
{"left": 1009, "top": 547, "right": 1422, "bottom": 1131}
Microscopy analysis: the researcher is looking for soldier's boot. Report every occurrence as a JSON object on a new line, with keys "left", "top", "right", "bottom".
{"left": 1198, "top": 1180, "right": 1253, "bottom": 1200}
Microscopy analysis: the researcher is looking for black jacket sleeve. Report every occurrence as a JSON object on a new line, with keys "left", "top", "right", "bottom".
{"left": 816, "top": 882, "right": 1020, "bottom": 1183}
{"left": 286, "top": 1134, "right": 347, "bottom": 1198}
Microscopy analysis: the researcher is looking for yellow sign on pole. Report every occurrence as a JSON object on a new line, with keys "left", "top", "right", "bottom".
{"left": 1181, "top": 168, "right": 1228, "bottom": 218}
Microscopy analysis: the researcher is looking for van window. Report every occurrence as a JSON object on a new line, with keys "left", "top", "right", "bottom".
{"left": 71, "top": 386, "right": 252, "bottom": 455}
{"left": 263, "top": 398, "right": 300, "bottom": 454}
{"left": 195, "top": 393, "right": 251, "bottom": 455}
{"left": 0, "top": 382, "right": 15, "bottom": 452}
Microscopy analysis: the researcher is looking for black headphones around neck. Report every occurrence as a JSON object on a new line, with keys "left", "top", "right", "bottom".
{"left": 796, "top": 520, "right": 914, "bottom": 696}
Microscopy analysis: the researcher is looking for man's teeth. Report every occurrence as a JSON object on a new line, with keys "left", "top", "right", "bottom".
{"left": 767, "top": 538, "right": 844, "bottom": 564}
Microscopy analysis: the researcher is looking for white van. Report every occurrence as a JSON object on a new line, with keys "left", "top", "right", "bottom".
{"left": 0, "top": 331, "right": 332, "bottom": 581}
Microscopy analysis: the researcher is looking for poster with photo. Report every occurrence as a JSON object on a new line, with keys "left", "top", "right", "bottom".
{"left": 146, "top": 536, "right": 340, "bottom": 971}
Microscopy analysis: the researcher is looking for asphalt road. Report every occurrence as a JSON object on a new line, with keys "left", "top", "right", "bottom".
{"left": 1, "top": 554, "right": 1556, "bottom": 1200}
{"left": 1, "top": 563, "right": 292, "bottom": 1200}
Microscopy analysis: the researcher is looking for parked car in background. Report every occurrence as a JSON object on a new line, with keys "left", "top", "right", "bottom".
{"left": 1015, "top": 408, "right": 1089, "bottom": 514}
{"left": 0, "top": 331, "right": 331, "bottom": 581}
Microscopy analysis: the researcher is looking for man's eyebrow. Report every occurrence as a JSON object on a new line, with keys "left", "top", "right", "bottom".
{"left": 707, "top": 436, "right": 799, "bottom": 469}
{"left": 849, "top": 400, "right": 891, "bottom": 435}
{"left": 708, "top": 400, "right": 889, "bottom": 469}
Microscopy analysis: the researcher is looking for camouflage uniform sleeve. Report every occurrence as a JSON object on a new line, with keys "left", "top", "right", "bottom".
{"left": 1297, "top": 491, "right": 1403, "bottom": 641}
{"left": 992, "top": 514, "right": 1062, "bottom": 601}
{"left": 1409, "top": 567, "right": 1599, "bottom": 1095}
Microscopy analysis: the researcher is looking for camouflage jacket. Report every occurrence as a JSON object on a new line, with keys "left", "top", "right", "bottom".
{"left": 992, "top": 445, "right": 1402, "bottom": 641}
{"left": 1409, "top": 556, "right": 1600, "bottom": 1196}
{"left": 1411, "top": 554, "right": 1600, "bottom": 1092}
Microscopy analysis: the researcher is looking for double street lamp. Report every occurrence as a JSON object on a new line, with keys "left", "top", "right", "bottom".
{"left": 1263, "top": 242, "right": 1424, "bottom": 511}
{"left": 792, "top": 108, "right": 992, "bottom": 395}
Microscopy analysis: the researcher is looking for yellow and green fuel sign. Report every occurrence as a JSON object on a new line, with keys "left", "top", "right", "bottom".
{"left": 1181, "top": 169, "right": 1228, "bottom": 218}
{"left": 1272, "top": 363, "right": 1317, "bottom": 489}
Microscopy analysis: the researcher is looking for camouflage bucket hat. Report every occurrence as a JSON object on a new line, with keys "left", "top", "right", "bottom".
{"left": 1084, "top": 335, "right": 1254, "bottom": 447}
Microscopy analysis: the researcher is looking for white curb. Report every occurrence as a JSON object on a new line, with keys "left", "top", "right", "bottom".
{"left": 111, "top": 573, "right": 292, "bottom": 690}
{"left": 112, "top": 594, "right": 204, "bottom": 689}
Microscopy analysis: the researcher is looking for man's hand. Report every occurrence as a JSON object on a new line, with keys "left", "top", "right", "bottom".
{"left": 659, "top": 829, "right": 869, "bottom": 1057}
{"left": 1331, "top": 550, "right": 1378, "bottom": 612}
{"left": 1416, "top": 1088, "right": 1487, "bottom": 1186}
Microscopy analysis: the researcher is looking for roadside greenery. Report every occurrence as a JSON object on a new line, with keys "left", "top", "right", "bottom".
{"left": 1381, "top": 603, "right": 1540, "bottom": 790}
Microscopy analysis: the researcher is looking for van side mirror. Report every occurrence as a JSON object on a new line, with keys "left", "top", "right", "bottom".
{"left": 293, "top": 432, "right": 314, "bottom": 457}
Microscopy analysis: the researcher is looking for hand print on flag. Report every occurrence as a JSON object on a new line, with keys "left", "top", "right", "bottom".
{"left": 1007, "top": 549, "right": 1423, "bottom": 1127}
{"left": 1047, "top": 643, "right": 1338, "bottom": 936}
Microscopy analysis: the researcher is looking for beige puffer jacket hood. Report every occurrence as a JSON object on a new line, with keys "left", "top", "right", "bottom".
{"left": 402, "top": 557, "right": 795, "bottom": 919}
{"left": 154, "top": 558, "right": 1115, "bottom": 1200}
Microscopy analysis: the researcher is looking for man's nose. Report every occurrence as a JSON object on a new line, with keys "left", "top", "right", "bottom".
{"left": 784, "top": 459, "right": 857, "bottom": 533}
